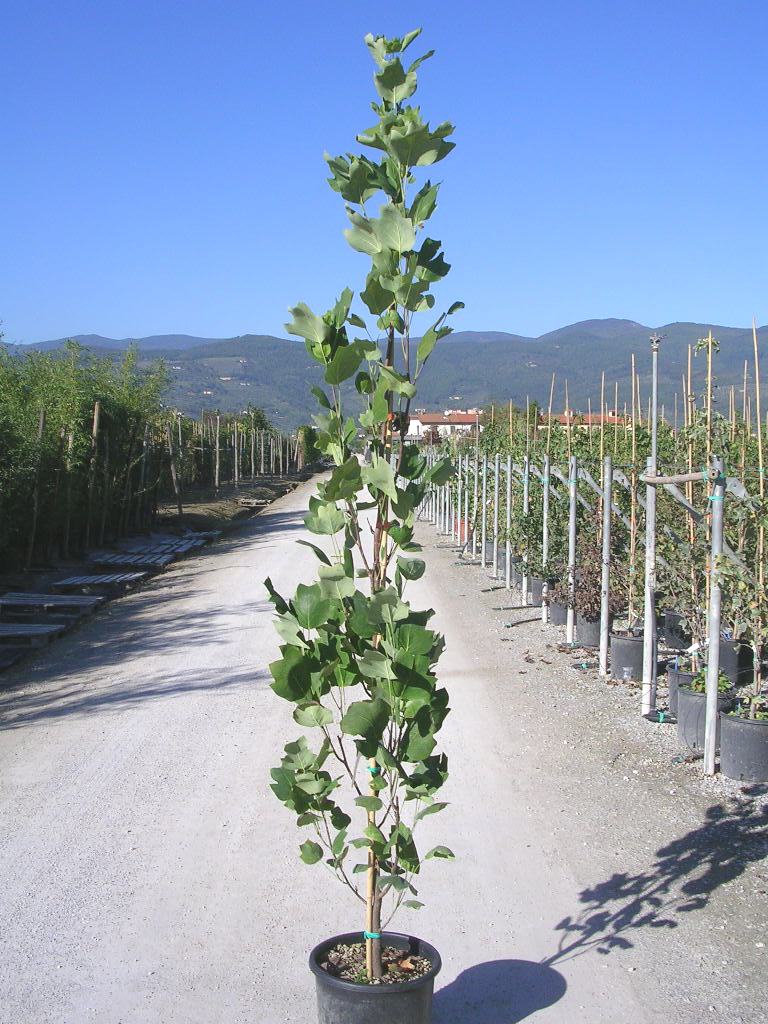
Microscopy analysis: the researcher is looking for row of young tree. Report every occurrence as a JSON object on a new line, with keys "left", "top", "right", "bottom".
{"left": 436, "top": 348, "right": 768, "bottom": 727}
{"left": 0, "top": 342, "right": 307, "bottom": 570}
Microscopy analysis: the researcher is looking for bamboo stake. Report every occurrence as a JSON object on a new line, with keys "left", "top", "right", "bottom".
{"left": 85, "top": 400, "right": 101, "bottom": 549}
{"left": 25, "top": 409, "right": 46, "bottom": 570}
{"left": 753, "top": 319, "right": 764, "bottom": 590}
{"left": 545, "top": 373, "right": 555, "bottom": 456}
{"left": 564, "top": 380, "right": 572, "bottom": 463}
{"left": 166, "top": 422, "right": 183, "bottom": 519}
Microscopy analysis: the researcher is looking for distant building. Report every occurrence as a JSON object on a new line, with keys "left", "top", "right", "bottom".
{"left": 219, "top": 376, "right": 233, "bottom": 381}
{"left": 408, "top": 410, "right": 481, "bottom": 440}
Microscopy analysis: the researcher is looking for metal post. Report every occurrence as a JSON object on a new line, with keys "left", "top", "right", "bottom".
{"left": 455, "top": 454, "right": 462, "bottom": 544}
{"left": 641, "top": 454, "right": 658, "bottom": 715}
{"left": 522, "top": 455, "right": 530, "bottom": 605}
{"left": 542, "top": 454, "right": 550, "bottom": 623}
{"left": 464, "top": 454, "right": 470, "bottom": 548}
{"left": 599, "top": 454, "right": 613, "bottom": 677}
{"left": 704, "top": 458, "right": 726, "bottom": 775}
{"left": 505, "top": 454, "right": 512, "bottom": 589}
{"left": 566, "top": 454, "right": 578, "bottom": 644}
{"left": 480, "top": 456, "right": 488, "bottom": 567}
{"left": 472, "top": 453, "right": 479, "bottom": 558}
{"left": 492, "top": 453, "right": 500, "bottom": 578}
{"left": 641, "top": 334, "right": 662, "bottom": 714}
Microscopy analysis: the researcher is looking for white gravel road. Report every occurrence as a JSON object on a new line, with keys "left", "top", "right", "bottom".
{"left": 1, "top": 475, "right": 765, "bottom": 1023}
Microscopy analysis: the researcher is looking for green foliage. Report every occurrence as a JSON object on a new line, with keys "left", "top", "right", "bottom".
{"left": 267, "top": 29, "right": 458, "bottom": 960}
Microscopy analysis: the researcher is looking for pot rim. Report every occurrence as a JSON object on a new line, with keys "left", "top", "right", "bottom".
{"left": 721, "top": 710, "right": 768, "bottom": 726}
{"left": 308, "top": 930, "right": 442, "bottom": 994}
{"left": 678, "top": 684, "right": 736, "bottom": 700}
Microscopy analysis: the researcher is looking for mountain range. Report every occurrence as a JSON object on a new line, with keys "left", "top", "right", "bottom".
{"left": 7, "top": 319, "right": 768, "bottom": 429}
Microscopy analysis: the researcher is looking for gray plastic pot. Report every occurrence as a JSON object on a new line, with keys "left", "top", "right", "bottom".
{"left": 576, "top": 615, "right": 605, "bottom": 649}
{"left": 663, "top": 609, "right": 690, "bottom": 651}
{"left": 719, "top": 712, "right": 768, "bottom": 783}
{"left": 529, "top": 576, "right": 555, "bottom": 605}
{"left": 549, "top": 601, "right": 568, "bottom": 626}
{"left": 309, "top": 932, "right": 441, "bottom": 1024}
{"left": 718, "top": 640, "right": 753, "bottom": 686}
{"left": 610, "top": 632, "right": 644, "bottom": 681}
{"left": 677, "top": 686, "right": 734, "bottom": 751}
{"left": 666, "top": 665, "right": 694, "bottom": 717}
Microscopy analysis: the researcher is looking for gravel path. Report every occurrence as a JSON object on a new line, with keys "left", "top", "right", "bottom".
{"left": 1, "top": 476, "right": 765, "bottom": 1023}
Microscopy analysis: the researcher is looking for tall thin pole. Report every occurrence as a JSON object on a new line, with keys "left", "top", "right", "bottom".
{"left": 566, "top": 454, "right": 577, "bottom": 644}
{"left": 641, "top": 335, "right": 662, "bottom": 716}
{"left": 599, "top": 454, "right": 613, "bottom": 677}
{"left": 505, "top": 453, "right": 512, "bottom": 589}
{"left": 703, "top": 459, "right": 726, "bottom": 775}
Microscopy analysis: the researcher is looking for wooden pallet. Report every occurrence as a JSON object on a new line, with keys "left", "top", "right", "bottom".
{"left": 0, "top": 622, "right": 66, "bottom": 646}
{"left": 0, "top": 592, "right": 105, "bottom": 615}
{"left": 51, "top": 573, "right": 147, "bottom": 592}
{"left": 88, "top": 551, "right": 175, "bottom": 569}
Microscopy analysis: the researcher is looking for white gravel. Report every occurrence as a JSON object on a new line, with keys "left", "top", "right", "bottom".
{"left": 0, "top": 477, "right": 765, "bottom": 1023}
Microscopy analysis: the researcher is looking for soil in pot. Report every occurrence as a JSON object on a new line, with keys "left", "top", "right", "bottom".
{"left": 610, "top": 631, "right": 644, "bottom": 681}
{"left": 677, "top": 686, "right": 734, "bottom": 751}
{"left": 666, "top": 664, "right": 695, "bottom": 717}
{"left": 549, "top": 601, "right": 568, "bottom": 626}
{"left": 310, "top": 931, "right": 441, "bottom": 1024}
{"left": 720, "top": 712, "right": 768, "bottom": 783}
{"left": 718, "top": 639, "right": 753, "bottom": 686}
{"left": 663, "top": 610, "right": 690, "bottom": 651}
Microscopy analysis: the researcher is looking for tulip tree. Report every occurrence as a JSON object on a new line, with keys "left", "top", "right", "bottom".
{"left": 265, "top": 29, "right": 459, "bottom": 981}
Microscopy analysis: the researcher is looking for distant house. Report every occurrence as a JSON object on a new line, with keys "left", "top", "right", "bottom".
{"left": 218, "top": 376, "right": 233, "bottom": 381}
{"left": 202, "top": 389, "right": 213, "bottom": 396}
{"left": 407, "top": 410, "right": 481, "bottom": 440}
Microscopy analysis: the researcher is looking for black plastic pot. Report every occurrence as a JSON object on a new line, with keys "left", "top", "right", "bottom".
{"left": 718, "top": 640, "right": 753, "bottom": 686}
{"left": 677, "top": 686, "right": 734, "bottom": 751}
{"left": 576, "top": 615, "right": 604, "bottom": 648}
{"left": 310, "top": 932, "right": 441, "bottom": 1024}
{"left": 549, "top": 601, "right": 568, "bottom": 626}
{"left": 720, "top": 712, "right": 768, "bottom": 783}
{"left": 610, "top": 632, "right": 644, "bottom": 681}
{"left": 666, "top": 665, "right": 695, "bottom": 717}
{"left": 663, "top": 609, "right": 690, "bottom": 651}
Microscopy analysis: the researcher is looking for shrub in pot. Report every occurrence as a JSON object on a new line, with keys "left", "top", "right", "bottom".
{"left": 266, "top": 29, "right": 459, "bottom": 1022}
{"left": 547, "top": 572, "right": 569, "bottom": 626}
{"left": 677, "top": 669, "right": 734, "bottom": 752}
{"left": 717, "top": 503, "right": 768, "bottom": 780}
{"left": 573, "top": 532, "right": 623, "bottom": 648}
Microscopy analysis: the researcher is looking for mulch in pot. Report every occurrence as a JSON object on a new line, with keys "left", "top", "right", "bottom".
{"left": 320, "top": 941, "right": 432, "bottom": 986}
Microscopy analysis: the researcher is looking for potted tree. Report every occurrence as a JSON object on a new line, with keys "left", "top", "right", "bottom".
{"left": 717, "top": 497, "right": 768, "bottom": 781}
{"left": 676, "top": 668, "right": 735, "bottom": 752}
{"left": 573, "top": 531, "right": 623, "bottom": 649}
{"left": 265, "top": 29, "right": 460, "bottom": 1024}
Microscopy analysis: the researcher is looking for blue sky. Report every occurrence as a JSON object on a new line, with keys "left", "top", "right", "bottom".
{"left": 3, "top": 1, "right": 767, "bottom": 343}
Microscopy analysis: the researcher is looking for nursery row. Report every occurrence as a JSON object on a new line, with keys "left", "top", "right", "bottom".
{"left": 419, "top": 441, "right": 768, "bottom": 785}
{"left": 0, "top": 343, "right": 306, "bottom": 569}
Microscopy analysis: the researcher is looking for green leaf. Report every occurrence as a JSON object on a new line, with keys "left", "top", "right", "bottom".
{"left": 293, "top": 702, "right": 334, "bottom": 728}
{"left": 300, "top": 840, "right": 323, "bottom": 865}
{"left": 374, "top": 58, "right": 417, "bottom": 104}
{"left": 358, "top": 648, "right": 397, "bottom": 680}
{"left": 425, "top": 845, "right": 455, "bottom": 860}
{"left": 311, "top": 386, "right": 331, "bottom": 409}
{"left": 426, "top": 457, "right": 454, "bottom": 486}
{"left": 304, "top": 498, "right": 345, "bottom": 536}
{"left": 344, "top": 210, "right": 382, "bottom": 257}
{"left": 363, "top": 456, "right": 397, "bottom": 501}
{"left": 364, "top": 824, "right": 387, "bottom": 846}
{"left": 264, "top": 576, "right": 288, "bottom": 614}
{"left": 415, "top": 801, "right": 448, "bottom": 822}
{"left": 355, "top": 795, "right": 384, "bottom": 812}
{"left": 409, "top": 180, "right": 438, "bottom": 224}
{"left": 324, "top": 457, "right": 363, "bottom": 501}
{"left": 293, "top": 583, "right": 334, "bottom": 629}
{"left": 360, "top": 273, "right": 395, "bottom": 315}
{"left": 403, "top": 900, "right": 424, "bottom": 910}
{"left": 397, "top": 557, "right": 425, "bottom": 581}
{"left": 318, "top": 563, "right": 356, "bottom": 600}
{"left": 269, "top": 646, "right": 313, "bottom": 702}
{"left": 340, "top": 698, "right": 389, "bottom": 740}
{"left": 325, "top": 343, "right": 365, "bottom": 385}
{"left": 286, "top": 302, "right": 330, "bottom": 348}
{"left": 447, "top": 301, "right": 465, "bottom": 315}
{"left": 296, "top": 540, "right": 332, "bottom": 566}
{"left": 374, "top": 204, "right": 416, "bottom": 255}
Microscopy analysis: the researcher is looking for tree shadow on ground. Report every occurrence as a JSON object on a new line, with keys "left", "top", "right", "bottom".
{"left": 436, "top": 788, "right": 767, "bottom": 1021}
{"left": 545, "top": 785, "right": 768, "bottom": 966}
{"left": 434, "top": 959, "right": 567, "bottom": 1023}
